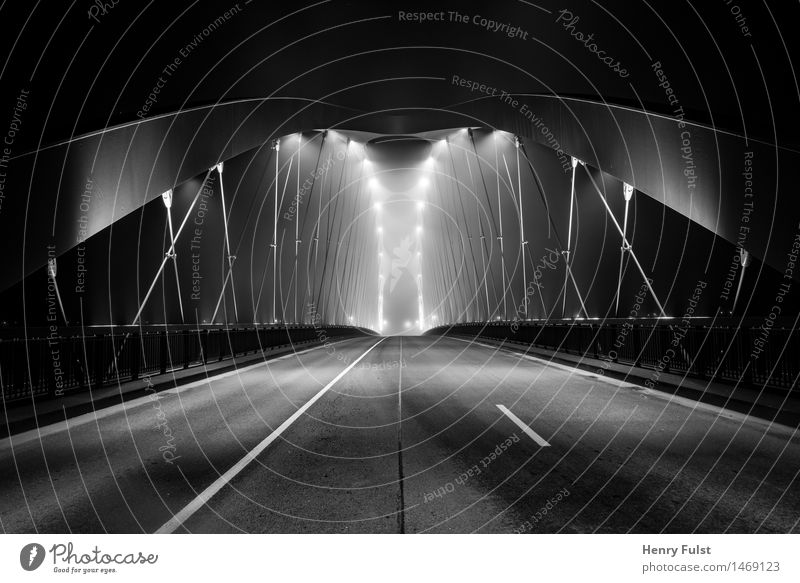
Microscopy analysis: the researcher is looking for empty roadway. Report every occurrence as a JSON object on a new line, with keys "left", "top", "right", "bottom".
{"left": 1, "top": 335, "right": 798, "bottom": 534}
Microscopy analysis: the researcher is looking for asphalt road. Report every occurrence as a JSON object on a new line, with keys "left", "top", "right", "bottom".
{"left": 1, "top": 335, "right": 799, "bottom": 533}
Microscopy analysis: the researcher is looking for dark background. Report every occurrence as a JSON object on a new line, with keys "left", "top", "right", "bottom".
{"left": 0, "top": 0, "right": 797, "bottom": 327}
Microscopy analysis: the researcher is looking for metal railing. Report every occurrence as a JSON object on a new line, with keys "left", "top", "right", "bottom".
{"left": 428, "top": 319, "right": 799, "bottom": 391}
{"left": 0, "top": 325, "right": 370, "bottom": 403}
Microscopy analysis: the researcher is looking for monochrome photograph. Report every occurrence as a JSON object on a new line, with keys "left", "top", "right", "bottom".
{"left": 0, "top": 1, "right": 798, "bottom": 580}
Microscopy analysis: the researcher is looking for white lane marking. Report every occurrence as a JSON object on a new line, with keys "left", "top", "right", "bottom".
{"left": 448, "top": 336, "right": 640, "bottom": 389}
{"left": 496, "top": 404, "right": 550, "bottom": 447}
{"left": 450, "top": 336, "right": 799, "bottom": 440}
{"left": 155, "top": 337, "right": 386, "bottom": 534}
{"left": 0, "top": 337, "right": 364, "bottom": 451}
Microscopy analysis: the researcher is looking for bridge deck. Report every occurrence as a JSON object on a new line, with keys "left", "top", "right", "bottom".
{"left": 1, "top": 336, "right": 797, "bottom": 534}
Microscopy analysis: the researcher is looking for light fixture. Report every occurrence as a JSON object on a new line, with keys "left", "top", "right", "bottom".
{"left": 623, "top": 183, "right": 634, "bottom": 201}
{"left": 418, "top": 177, "right": 429, "bottom": 188}
{"left": 374, "top": 202, "right": 382, "bottom": 211}
{"left": 416, "top": 201, "right": 425, "bottom": 210}
{"left": 161, "top": 189, "right": 173, "bottom": 209}
{"left": 369, "top": 177, "right": 378, "bottom": 189}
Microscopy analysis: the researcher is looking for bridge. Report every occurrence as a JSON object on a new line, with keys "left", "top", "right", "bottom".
{"left": 0, "top": 0, "right": 799, "bottom": 535}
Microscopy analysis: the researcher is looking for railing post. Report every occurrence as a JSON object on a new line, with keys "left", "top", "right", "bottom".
{"left": 10, "top": 340, "right": 24, "bottom": 399}
{"left": 159, "top": 330, "right": 168, "bottom": 375}
{"left": 47, "top": 337, "right": 58, "bottom": 398}
{"left": 93, "top": 334, "right": 105, "bottom": 391}
{"left": 611, "top": 323, "right": 619, "bottom": 363}
{"left": 693, "top": 325, "right": 706, "bottom": 379}
{"left": 743, "top": 326, "right": 754, "bottom": 386}
{"left": 130, "top": 332, "right": 140, "bottom": 381}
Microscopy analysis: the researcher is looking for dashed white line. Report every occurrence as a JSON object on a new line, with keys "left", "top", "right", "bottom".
{"left": 450, "top": 336, "right": 797, "bottom": 440}
{"left": 155, "top": 337, "right": 386, "bottom": 534}
{"left": 496, "top": 404, "right": 550, "bottom": 447}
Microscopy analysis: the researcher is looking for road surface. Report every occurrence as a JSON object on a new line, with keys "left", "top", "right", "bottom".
{"left": 1, "top": 335, "right": 798, "bottom": 533}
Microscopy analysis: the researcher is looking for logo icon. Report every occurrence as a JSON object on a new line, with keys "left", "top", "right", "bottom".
{"left": 20, "top": 543, "right": 46, "bottom": 571}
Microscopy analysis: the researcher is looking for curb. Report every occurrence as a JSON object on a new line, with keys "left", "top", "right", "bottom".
{"left": 446, "top": 334, "right": 800, "bottom": 429}
{"left": 0, "top": 337, "right": 357, "bottom": 438}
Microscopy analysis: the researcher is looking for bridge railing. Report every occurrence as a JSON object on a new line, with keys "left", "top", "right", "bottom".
{"left": 428, "top": 319, "right": 798, "bottom": 391}
{"left": 0, "top": 325, "right": 371, "bottom": 403}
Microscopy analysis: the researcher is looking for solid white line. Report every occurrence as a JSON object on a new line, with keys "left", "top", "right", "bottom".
{"left": 0, "top": 337, "right": 363, "bottom": 451}
{"left": 448, "top": 335, "right": 640, "bottom": 387}
{"left": 450, "top": 335, "right": 798, "bottom": 440}
{"left": 155, "top": 337, "right": 386, "bottom": 534}
{"left": 496, "top": 404, "right": 550, "bottom": 447}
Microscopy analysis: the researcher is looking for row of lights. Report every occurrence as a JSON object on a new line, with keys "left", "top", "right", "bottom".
{"left": 370, "top": 152, "right": 435, "bottom": 333}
